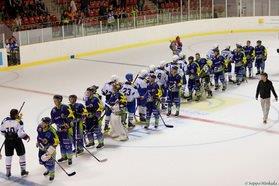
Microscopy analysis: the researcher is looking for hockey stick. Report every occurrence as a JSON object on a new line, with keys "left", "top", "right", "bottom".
{"left": 0, "top": 102, "right": 26, "bottom": 160}
{"left": 74, "top": 120, "right": 78, "bottom": 158}
{"left": 0, "top": 142, "right": 4, "bottom": 160}
{"left": 38, "top": 143, "right": 76, "bottom": 177}
{"left": 53, "top": 158, "right": 76, "bottom": 176}
{"left": 81, "top": 144, "right": 107, "bottom": 163}
{"left": 158, "top": 111, "right": 174, "bottom": 128}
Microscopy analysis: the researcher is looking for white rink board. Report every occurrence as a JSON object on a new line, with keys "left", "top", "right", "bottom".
{"left": 18, "top": 16, "right": 279, "bottom": 65}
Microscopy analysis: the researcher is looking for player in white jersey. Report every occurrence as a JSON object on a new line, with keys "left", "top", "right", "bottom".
{"left": 135, "top": 70, "right": 148, "bottom": 122}
{"left": 165, "top": 55, "right": 184, "bottom": 76}
{"left": 207, "top": 44, "right": 219, "bottom": 60}
{"left": 0, "top": 109, "right": 30, "bottom": 177}
{"left": 177, "top": 52, "right": 188, "bottom": 96}
{"left": 101, "top": 75, "right": 119, "bottom": 132}
{"left": 155, "top": 61, "right": 168, "bottom": 109}
{"left": 121, "top": 73, "right": 140, "bottom": 127}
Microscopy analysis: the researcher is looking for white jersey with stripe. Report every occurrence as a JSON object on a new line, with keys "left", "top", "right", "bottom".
{"left": 221, "top": 49, "right": 233, "bottom": 61}
{"left": 0, "top": 118, "right": 27, "bottom": 139}
{"left": 120, "top": 83, "right": 140, "bottom": 102}
{"left": 101, "top": 82, "right": 114, "bottom": 96}
{"left": 206, "top": 49, "right": 215, "bottom": 60}
{"left": 155, "top": 68, "right": 168, "bottom": 86}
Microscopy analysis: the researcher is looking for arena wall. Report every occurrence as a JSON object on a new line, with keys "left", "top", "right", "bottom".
{"left": 1, "top": 16, "right": 279, "bottom": 70}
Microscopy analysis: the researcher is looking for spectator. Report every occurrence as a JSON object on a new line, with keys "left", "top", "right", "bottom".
{"left": 137, "top": 0, "right": 145, "bottom": 11}
{"left": 70, "top": 0, "right": 77, "bottom": 13}
{"left": 43, "top": 14, "right": 52, "bottom": 27}
{"left": 81, "top": 0, "right": 89, "bottom": 16}
{"left": 99, "top": 3, "right": 107, "bottom": 20}
{"left": 107, "top": 11, "right": 115, "bottom": 30}
{"left": 14, "top": 14, "right": 22, "bottom": 31}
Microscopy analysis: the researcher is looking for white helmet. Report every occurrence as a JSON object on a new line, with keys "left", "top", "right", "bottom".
{"left": 111, "top": 75, "right": 119, "bottom": 82}
{"left": 213, "top": 43, "right": 219, "bottom": 49}
{"left": 139, "top": 69, "right": 148, "bottom": 77}
{"left": 172, "top": 55, "right": 179, "bottom": 62}
{"left": 178, "top": 52, "right": 185, "bottom": 59}
{"left": 159, "top": 60, "right": 166, "bottom": 68}
{"left": 149, "top": 65, "right": 156, "bottom": 72}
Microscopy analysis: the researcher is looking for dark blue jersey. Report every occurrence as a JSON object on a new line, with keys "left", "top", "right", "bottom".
{"left": 50, "top": 104, "right": 73, "bottom": 127}
{"left": 212, "top": 55, "right": 225, "bottom": 73}
{"left": 37, "top": 125, "right": 59, "bottom": 148}
{"left": 69, "top": 102, "right": 86, "bottom": 119}
{"left": 146, "top": 82, "right": 161, "bottom": 102}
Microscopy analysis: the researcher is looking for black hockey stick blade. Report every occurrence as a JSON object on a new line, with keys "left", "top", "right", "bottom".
{"left": 67, "top": 171, "right": 76, "bottom": 176}
{"left": 164, "top": 123, "right": 174, "bottom": 128}
{"left": 98, "top": 158, "right": 108, "bottom": 163}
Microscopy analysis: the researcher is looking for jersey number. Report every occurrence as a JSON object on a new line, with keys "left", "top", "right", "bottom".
{"left": 6, "top": 127, "right": 15, "bottom": 133}
{"left": 123, "top": 88, "right": 131, "bottom": 96}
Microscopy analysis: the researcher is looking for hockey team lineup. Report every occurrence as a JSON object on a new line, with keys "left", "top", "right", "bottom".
{"left": 0, "top": 32, "right": 279, "bottom": 185}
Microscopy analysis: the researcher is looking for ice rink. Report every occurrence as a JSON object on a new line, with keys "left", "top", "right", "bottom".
{"left": 0, "top": 32, "right": 279, "bottom": 186}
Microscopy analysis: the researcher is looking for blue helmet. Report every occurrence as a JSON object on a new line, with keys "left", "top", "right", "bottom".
{"left": 125, "top": 73, "right": 133, "bottom": 82}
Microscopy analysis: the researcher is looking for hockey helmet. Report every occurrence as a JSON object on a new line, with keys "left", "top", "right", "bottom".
{"left": 53, "top": 95, "right": 63, "bottom": 102}
{"left": 125, "top": 73, "right": 133, "bottom": 82}
{"left": 111, "top": 75, "right": 119, "bottom": 82}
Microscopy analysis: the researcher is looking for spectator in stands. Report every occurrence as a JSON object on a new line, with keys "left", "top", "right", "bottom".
{"left": 137, "top": 0, "right": 145, "bottom": 11}
{"left": 81, "top": 0, "right": 89, "bottom": 16}
{"left": 131, "top": 6, "right": 138, "bottom": 17}
{"left": 107, "top": 11, "right": 115, "bottom": 30}
{"left": 70, "top": 0, "right": 77, "bottom": 13}
{"left": 61, "top": 10, "right": 70, "bottom": 24}
{"left": 120, "top": 0, "right": 127, "bottom": 9}
{"left": 43, "top": 14, "right": 52, "bottom": 27}
{"left": 14, "top": 14, "right": 22, "bottom": 31}
{"left": 99, "top": 2, "right": 107, "bottom": 20}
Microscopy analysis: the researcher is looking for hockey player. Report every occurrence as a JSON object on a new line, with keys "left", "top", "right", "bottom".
{"left": 50, "top": 95, "right": 74, "bottom": 165}
{"left": 255, "top": 40, "right": 267, "bottom": 75}
{"left": 135, "top": 70, "right": 148, "bottom": 122}
{"left": 186, "top": 56, "right": 201, "bottom": 101}
{"left": 121, "top": 73, "right": 140, "bottom": 128}
{"left": 144, "top": 74, "right": 162, "bottom": 129}
{"left": 84, "top": 86, "right": 104, "bottom": 149}
{"left": 211, "top": 48, "right": 227, "bottom": 91}
{"left": 232, "top": 44, "right": 247, "bottom": 85}
{"left": 155, "top": 61, "right": 168, "bottom": 110}
{"left": 177, "top": 53, "right": 188, "bottom": 97}
{"left": 101, "top": 75, "right": 119, "bottom": 132}
{"left": 243, "top": 40, "right": 255, "bottom": 78}
{"left": 167, "top": 66, "right": 182, "bottom": 116}
{"left": 221, "top": 46, "right": 234, "bottom": 83}
{"left": 195, "top": 53, "right": 212, "bottom": 98}
{"left": 37, "top": 117, "right": 59, "bottom": 181}
{"left": 0, "top": 109, "right": 30, "bottom": 177}
{"left": 175, "top": 36, "right": 183, "bottom": 54}
{"left": 207, "top": 44, "right": 219, "bottom": 60}
{"left": 108, "top": 82, "right": 128, "bottom": 140}
{"left": 69, "top": 95, "right": 87, "bottom": 154}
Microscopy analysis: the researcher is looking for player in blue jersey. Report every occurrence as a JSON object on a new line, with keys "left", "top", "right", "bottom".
{"left": 255, "top": 40, "right": 267, "bottom": 75}
{"left": 84, "top": 86, "right": 104, "bottom": 149}
{"left": 221, "top": 46, "right": 234, "bottom": 83}
{"left": 243, "top": 40, "right": 255, "bottom": 78}
{"left": 144, "top": 74, "right": 162, "bottom": 129}
{"left": 195, "top": 53, "right": 213, "bottom": 98}
{"left": 167, "top": 66, "right": 182, "bottom": 116}
{"left": 50, "top": 95, "right": 74, "bottom": 165}
{"left": 69, "top": 95, "right": 87, "bottom": 155}
{"left": 232, "top": 44, "right": 247, "bottom": 85}
{"left": 186, "top": 56, "right": 201, "bottom": 101}
{"left": 211, "top": 49, "right": 227, "bottom": 91}
{"left": 37, "top": 117, "right": 59, "bottom": 181}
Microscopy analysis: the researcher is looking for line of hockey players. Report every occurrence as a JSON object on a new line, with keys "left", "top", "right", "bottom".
{"left": 0, "top": 39, "right": 267, "bottom": 181}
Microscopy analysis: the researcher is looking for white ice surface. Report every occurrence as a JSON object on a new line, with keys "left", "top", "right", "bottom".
{"left": 0, "top": 32, "right": 279, "bottom": 186}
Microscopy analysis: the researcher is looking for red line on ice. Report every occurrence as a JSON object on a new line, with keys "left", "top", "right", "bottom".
{"left": 1, "top": 84, "right": 279, "bottom": 135}
{"left": 178, "top": 115, "right": 279, "bottom": 135}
